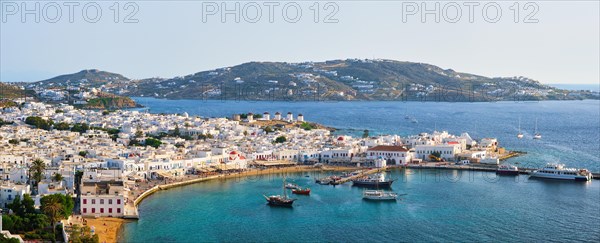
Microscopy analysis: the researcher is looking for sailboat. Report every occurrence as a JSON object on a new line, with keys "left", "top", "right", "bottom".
{"left": 264, "top": 176, "right": 296, "bottom": 207}
{"left": 533, "top": 118, "right": 542, "bottom": 139}
{"left": 517, "top": 117, "right": 524, "bottom": 139}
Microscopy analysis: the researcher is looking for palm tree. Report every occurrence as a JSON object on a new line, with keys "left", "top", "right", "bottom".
{"left": 29, "top": 159, "right": 46, "bottom": 188}
{"left": 52, "top": 173, "right": 63, "bottom": 183}
{"left": 41, "top": 196, "right": 63, "bottom": 235}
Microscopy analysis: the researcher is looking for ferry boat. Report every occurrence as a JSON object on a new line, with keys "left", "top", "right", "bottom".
{"left": 362, "top": 190, "right": 398, "bottom": 201}
{"left": 496, "top": 163, "right": 519, "bottom": 176}
{"left": 352, "top": 174, "right": 394, "bottom": 188}
{"left": 529, "top": 163, "right": 593, "bottom": 181}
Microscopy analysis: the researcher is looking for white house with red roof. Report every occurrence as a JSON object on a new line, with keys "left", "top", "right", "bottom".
{"left": 223, "top": 150, "right": 247, "bottom": 170}
{"left": 367, "top": 145, "right": 412, "bottom": 165}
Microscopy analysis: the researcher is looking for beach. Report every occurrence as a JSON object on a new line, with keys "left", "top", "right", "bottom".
{"left": 85, "top": 218, "right": 132, "bottom": 243}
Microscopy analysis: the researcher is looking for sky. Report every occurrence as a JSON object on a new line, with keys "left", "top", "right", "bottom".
{"left": 0, "top": 1, "right": 599, "bottom": 85}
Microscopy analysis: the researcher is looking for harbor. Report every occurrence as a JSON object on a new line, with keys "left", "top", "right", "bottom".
{"left": 120, "top": 167, "right": 600, "bottom": 242}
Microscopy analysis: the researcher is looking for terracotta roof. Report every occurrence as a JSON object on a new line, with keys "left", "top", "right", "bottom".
{"left": 367, "top": 145, "right": 408, "bottom": 152}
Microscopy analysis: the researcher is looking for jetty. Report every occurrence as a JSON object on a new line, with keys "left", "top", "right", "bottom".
{"left": 325, "top": 167, "right": 386, "bottom": 185}
{"left": 404, "top": 163, "right": 600, "bottom": 179}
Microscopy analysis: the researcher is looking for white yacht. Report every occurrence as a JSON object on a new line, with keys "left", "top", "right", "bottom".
{"left": 530, "top": 163, "right": 593, "bottom": 181}
{"left": 362, "top": 190, "right": 398, "bottom": 201}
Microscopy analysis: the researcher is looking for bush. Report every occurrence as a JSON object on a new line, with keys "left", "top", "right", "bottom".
{"left": 275, "top": 136, "right": 287, "bottom": 143}
{"left": 25, "top": 116, "right": 53, "bottom": 130}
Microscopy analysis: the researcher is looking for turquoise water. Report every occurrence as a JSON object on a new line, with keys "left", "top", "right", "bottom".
{"left": 121, "top": 170, "right": 600, "bottom": 242}
{"left": 121, "top": 99, "right": 600, "bottom": 242}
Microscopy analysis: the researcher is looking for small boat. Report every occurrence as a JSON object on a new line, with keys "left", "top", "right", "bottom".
{"left": 292, "top": 187, "right": 311, "bottom": 195}
{"left": 264, "top": 195, "right": 296, "bottom": 206}
{"left": 517, "top": 117, "right": 524, "bottom": 139}
{"left": 533, "top": 118, "right": 541, "bottom": 139}
{"left": 496, "top": 163, "right": 519, "bottom": 176}
{"left": 265, "top": 177, "right": 296, "bottom": 207}
{"left": 530, "top": 163, "right": 593, "bottom": 181}
{"left": 352, "top": 174, "right": 394, "bottom": 188}
{"left": 330, "top": 180, "right": 341, "bottom": 185}
{"left": 316, "top": 178, "right": 332, "bottom": 185}
{"left": 362, "top": 190, "right": 398, "bottom": 201}
{"left": 285, "top": 183, "right": 299, "bottom": 189}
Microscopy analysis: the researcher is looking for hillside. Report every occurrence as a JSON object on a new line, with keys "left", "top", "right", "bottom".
{"left": 31, "top": 69, "right": 130, "bottom": 89}
{"left": 27, "top": 59, "right": 599, "bottom": 101}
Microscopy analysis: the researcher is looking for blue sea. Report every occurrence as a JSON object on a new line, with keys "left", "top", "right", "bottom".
{"left": 120, "top": 98, "right": 600, "bottom": 242}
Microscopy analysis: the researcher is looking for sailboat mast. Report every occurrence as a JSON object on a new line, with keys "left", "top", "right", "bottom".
{"left": 283, "top": 176, "right": 287, "bottom": 198}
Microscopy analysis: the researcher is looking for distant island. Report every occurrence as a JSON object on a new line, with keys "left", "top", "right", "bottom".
{"left": 3, "top": 59, "right": 599, "bottom": 102}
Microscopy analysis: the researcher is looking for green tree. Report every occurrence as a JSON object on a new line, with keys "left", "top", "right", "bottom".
{"left": 264, "top": 126, "right": 273, "bottom": 134}
{"left": 29, "top": 159, "right": 46, "bottom": 187}
{"left": 41, "top": 196, "right": 62, "bottom": 235}
{"left": 300, "top": 122, "right": 314, "bottom": 130}
{"left": 8, "top": 139, "right": 18, "bottom": 145}
{"left": 40, "top": 194, "right": 73, "bottom": 235}
{"left": 71, "top": 123, "right": 89, "bottom": 134}
{"left": 135, "top": 124, "right": 144, "bottom": 138}
{"left": 54, "top": 122, "right": 70, "bottom": 131}
{"left": 362, "top": 129, "right": 370, "bottom": 138}
{"left": 79, "top": 151, "right": 88, "bottom": 157}
{"left": 275, "top": 136, "right": 287, "bottom": 143}
{"left": 52, "top": 173, "right": 64, "bottom": 182}
{"left": 25, "top": 116, "right": 54, "bottom": 130}
{"left": 0, "top": 232, "right": 20, "bottom": 243}
{"left": 243, "top": 130, "right": 248, "bottom": 136}
{"left": 144, "top": 138, "right": 162, "bottom": 148}
{"left": 173, "top": 124, "right": 181, "bottom": 137}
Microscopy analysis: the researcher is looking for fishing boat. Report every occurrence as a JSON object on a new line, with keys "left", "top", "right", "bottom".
{"left": 285, "top": 183, "right": 299, "bottom": 189}
{"left": 316, "top": 177, "right": 332, "bottom": 185}
{"left": 264, "top": 177, "right": 296, "bottom": 207}
{"left": 352, "top": 173, "right": 394, "bottom": 188}
{"left": 533, "top": 118, "right": 541, "bottom": 139}
{"left": 517, "top": 117, "right": 524, "bottom": 139}
{"left": 496, "top": 163, "right": 519, "bottom": 176}
{"left": 362, "top": 190, "right": 398, "bottom": 201}
{"left": 530, "top": 163, "right": 593, "bottom": 181}
{"left": 292, "top": 187, "right": 311, "bottom": 195}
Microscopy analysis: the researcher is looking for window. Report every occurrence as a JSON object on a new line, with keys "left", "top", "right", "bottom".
{"left": 109, "top": 199, "right": 113, "bottom": 204}
{"left": 83, "top": 208, "right": 87, "bottom": 213}
{"left": 117, "top": 199, "right": 121, "bottom": 204}
{"left": 92, "top": 208, "right": 96, "bottom": 213}
{"left": 100, "top": 208, "right": 104, "bottom": 213}
{"left": 109, "top": 208, "right": 113, "bottom": 213}
{"left": 100, "top": 199, "right": 104, "bottom": 204}
{"left": 92, "top": 199, "right": 96, "bottom": 204}
{"left": 117, "top": 208, "right": 121, "bottom": 213}
{"left": 83, "top": 199, "right": 87, "bottom": 204}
